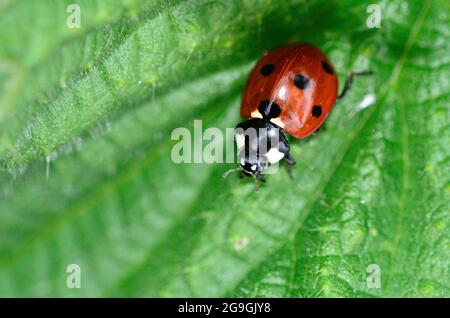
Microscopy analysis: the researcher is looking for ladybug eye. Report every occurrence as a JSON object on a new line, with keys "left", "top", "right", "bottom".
{"left": 321, "top": 61, "right": 334, "bottom": 75}
{"left": 293, "top": 74, "right": 310, "bottom": 89}
{"left": 260, "top": 64, "right": 275, "bottom": 76}
{"left": 312, "top": 105, "right": 322, "bottom": 118}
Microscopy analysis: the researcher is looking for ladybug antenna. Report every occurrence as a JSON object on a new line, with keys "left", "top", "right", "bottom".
{"left": 223, "top": 167, "right": 241, "bottom": 178}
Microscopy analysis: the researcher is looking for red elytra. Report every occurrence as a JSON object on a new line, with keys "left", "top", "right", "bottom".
{"left": 240, "top": 43, "right": 338, "bottom": 138}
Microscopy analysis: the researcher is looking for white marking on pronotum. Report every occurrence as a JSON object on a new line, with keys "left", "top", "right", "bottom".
{"left": 251, "top": 164, "right": 257, "bottom": 171}
{"left": 264, "top": 147, "right": 284, "bottom": 164}
{"left": 240, "top": 158, "right": 245, "bottom": 165}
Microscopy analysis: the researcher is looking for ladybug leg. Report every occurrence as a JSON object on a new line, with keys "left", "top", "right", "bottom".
{"left": 337, "top": 71, "right": 373, "bottom": 101}
{"left": 285, "top": 153, "right": 296, "bottom": 165}
{"left": 284, "top": 153, "right": 296, "bottom": 179}
{"left": 253, "top": 174, "right": 266, "bottom": 192}
{"left": 285, "top": 164, "right": 294, "bottom": 180}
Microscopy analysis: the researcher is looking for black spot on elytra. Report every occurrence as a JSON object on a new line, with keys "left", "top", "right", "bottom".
{"left": 293, "top": 74, "right": 310, "bottom": 89}
{"left": 258, "top": 99, "right": 281, "bottom": 119}
{"left": 260, "top": 64, "right": 275, "bottom": 76}
{"left": 312, "top": 105, "right": 322, "bottom": 118}
{"left": 321, "top": 61, "right": 334, "bottom": 75}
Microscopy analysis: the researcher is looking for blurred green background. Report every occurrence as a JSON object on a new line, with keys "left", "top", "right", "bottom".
{"left": 0, "top": 0, "right": 448, "bottom": 297}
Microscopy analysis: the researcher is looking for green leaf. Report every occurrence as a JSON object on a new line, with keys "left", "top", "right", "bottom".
{"left": 0, "top": 0, "right": 448, "bottom": 297}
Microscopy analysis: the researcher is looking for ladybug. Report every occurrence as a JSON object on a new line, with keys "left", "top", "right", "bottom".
{"left": 225, "top": 43, "right": 370, "bottom": 185}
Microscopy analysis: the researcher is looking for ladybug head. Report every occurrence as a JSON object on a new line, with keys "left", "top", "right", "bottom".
{"left": 238, "top": 151, "right": 268, "bottom": 177}
{"left": 229, "top": 118, "right": 289, "bottom": 178}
